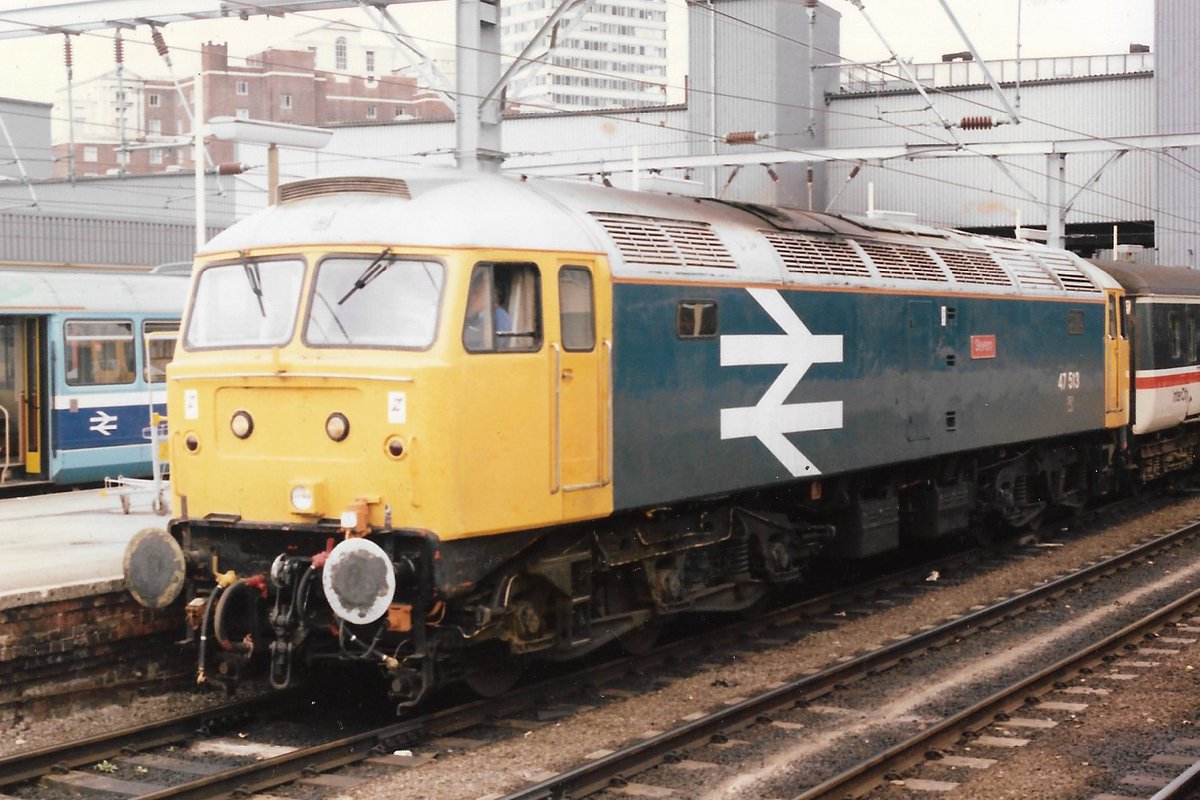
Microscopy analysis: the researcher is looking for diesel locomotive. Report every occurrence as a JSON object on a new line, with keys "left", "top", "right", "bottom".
{"left": 124, "top": 168, "right": 1200, "bottom": 708}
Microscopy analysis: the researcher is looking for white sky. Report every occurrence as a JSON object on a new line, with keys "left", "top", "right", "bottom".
{"left": 0, "top": 0, "right": 1156, "bottom": 105}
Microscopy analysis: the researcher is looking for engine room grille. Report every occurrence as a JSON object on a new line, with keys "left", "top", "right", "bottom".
{"left": 591, "top": 213, "right": 737, "bottom": 269}
{"left": 934, "top": 248, "right": 1012, "bottom": 287}
{"left": 1035, "top": 252, "right": 1101, "bottom": 294}
{"left": 991, "top": 249, "right": 1068, "bottom": 293}
{"left": 762, "top": 231, "right": 871, "bottom": 277}
{"left": 857, "top": 242, "right": 950, "bottom": 283}
{"left": 278, "top": 177, "right": 412, "bottom": 203}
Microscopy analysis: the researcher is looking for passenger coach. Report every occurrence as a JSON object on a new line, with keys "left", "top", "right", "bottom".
{"left": 0, "top": 269, "right": 187, "bottom": 488}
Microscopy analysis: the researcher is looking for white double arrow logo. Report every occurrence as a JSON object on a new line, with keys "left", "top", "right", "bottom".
{"left": 89, "top": 410, "right": 119, "bottom": 436}
{"left": 720, "top": 288, "right": 844, "bottom": 477}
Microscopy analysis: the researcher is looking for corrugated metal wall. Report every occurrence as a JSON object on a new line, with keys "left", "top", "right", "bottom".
{"left": 0, "top": 172, "right": 237, "bottom": 266}
{"left": 824, "top": 73, "right": 1155, "bottom": 231}
{"left": 0, "top": 211, "right": 222, "bottom": 267}
{"left": 1155, "top": 0, "right": 1200, "bottom": 266}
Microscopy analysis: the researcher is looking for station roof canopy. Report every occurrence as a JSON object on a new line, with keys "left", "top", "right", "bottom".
{"left": 0, "top": 0, "right": 418, "bottom": 39}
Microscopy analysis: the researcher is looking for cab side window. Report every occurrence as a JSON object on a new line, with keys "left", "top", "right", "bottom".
{"left": 559, "top": 267, "right": 595, "bottom": 351}
{"left": 463, "top": 262, "right": 542, "bottom": 353}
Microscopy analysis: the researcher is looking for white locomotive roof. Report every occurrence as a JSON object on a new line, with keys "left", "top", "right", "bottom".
{"left": 0, "top": 269, "right": 189, "bottom": 313}
{"left": 203, "top": 167, "right": 1118, "bottom": 300}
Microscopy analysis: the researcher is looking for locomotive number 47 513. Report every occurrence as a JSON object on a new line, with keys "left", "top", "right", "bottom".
{"left": 1057, "top": 371, "right": 1082, "bottom": 391}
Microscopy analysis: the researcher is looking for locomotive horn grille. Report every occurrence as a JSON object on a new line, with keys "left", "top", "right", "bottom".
{"left": 278, "top": 177, "right": 412, "bottom": 203}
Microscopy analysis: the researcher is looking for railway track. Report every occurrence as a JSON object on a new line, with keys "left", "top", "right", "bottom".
{"left": 488, "top": 517, "right": 1200, "bottom": 800}
{"left": 0, "top": 499, "right": 1186, "bottom": 799}
{"left": 0, "top": 530, "right": 1044, "bottom": 798}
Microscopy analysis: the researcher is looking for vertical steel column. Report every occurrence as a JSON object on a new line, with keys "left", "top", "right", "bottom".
{"left": 455, "top": 0, "right": 503, "bottom": 172}
{"left": 1045, "top": 152, "right": 1066, "bottom": 249}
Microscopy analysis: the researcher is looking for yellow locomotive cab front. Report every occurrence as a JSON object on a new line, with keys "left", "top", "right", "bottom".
{"left": 169, "top": 246, "right": 612, "bottom": 542}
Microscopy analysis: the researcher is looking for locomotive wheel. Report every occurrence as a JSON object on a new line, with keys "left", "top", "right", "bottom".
{"left": 462, "top": 643, "right": 523, "bottom": 698}
{"left": 618, "top": 618, "right": 662, "bottom": 655}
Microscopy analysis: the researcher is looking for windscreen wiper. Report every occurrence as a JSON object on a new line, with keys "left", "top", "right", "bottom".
{"left": 338, "top": 248, "right": 394, "bottom": 305}
{"left": 243, "top": 261, "right": 266, "bottom": 317}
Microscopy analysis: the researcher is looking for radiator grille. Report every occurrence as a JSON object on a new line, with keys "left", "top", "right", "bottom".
{"left": 934, "top": 248, "right": 1012, "bottom": 287}
{"left": 858, "top": 242, "right": 949, "bottom": 283}
{"left": 763, "top": 231, "right": 871, "bottom": 277}
{"left": 592, "top": 213, "right": 736, "bottom": 269}
{"left": 279, "top": 177, "right": 412, "bottom": 203}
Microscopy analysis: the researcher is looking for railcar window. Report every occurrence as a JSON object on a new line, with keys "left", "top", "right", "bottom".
{"left": 559, "top": 267, "right": 595, "bottom": 352}
{"left": 185, "top": 259, "right": 305, "bottom": 348}
{"left": 65, "top": 320, "right": 136, "bottom": 386}
{"left": 463, "top": 263, "right": 542, "bottom": 353}
{"left": 677, "top": 300, "right": 718, "bottom": 338}
{"left": 1168, "top": 310, "right": 1184, "bottom": 360}
{"left": 307, "top": 256, "right": 444, "bottom": 349}
{"left": 143, "top": 321, "right": 179, "bottom": 383}
{"left": 1190, "top": 307, "right": 1200, "bottom": 363}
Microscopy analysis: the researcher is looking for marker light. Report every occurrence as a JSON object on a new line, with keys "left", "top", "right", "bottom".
{"left": 290, "top": 484, "right": 315, "bottom": 513}
{"left": 185, "top": 433, "right": 200, "bottom": 453}
{"left": 385, "top": 436, "right": 406, "bottom": 459}
{"left": 325, "top": 412, "right": 350, "bottom": 442}
{"left": 231, "top": 410, "right": 254, "bottom": 439}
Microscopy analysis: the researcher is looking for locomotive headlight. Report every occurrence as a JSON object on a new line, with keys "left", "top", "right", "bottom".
{"left": 288, "top": 480, "right": 324, "bottom": 515}
{"left": 230, "top": 410, "right": 254, "bottom": 439}
{"left": 325, "top": 412, "right": 350, "bottom": 442}
{"left": 184, "top": 433, "right": 200, "bottom": 453}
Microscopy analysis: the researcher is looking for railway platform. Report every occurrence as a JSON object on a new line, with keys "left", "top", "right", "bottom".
{"left": 0, "top": 487, "right": 168, "bottom": 610}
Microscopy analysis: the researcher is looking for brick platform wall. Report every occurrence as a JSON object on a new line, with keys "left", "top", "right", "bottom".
{"left": 0, "top": 585, "right": 186, "bottom": 714}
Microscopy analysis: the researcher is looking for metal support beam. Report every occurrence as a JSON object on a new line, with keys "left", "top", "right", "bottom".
{"left": 455, "top": 0, "right": 502, "bottom": 171}
{"left": 1045, "top": 151, "right": 1065, "bottom": 249}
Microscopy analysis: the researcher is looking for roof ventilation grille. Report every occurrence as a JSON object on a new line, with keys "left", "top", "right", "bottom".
{"left": 858, "top": 241, "right": 950, "bottom": 283}
{"left": 278, "top": 176, "right": 412, "bottom": 204}
{"left": 934, "top": 248, "right": 1012, "bottom": 287}
{"left": 591, "top": 212, "right": 736, "bottom": 269}
{"left": 763, "top": 231, "right": 871, "bottom": 277}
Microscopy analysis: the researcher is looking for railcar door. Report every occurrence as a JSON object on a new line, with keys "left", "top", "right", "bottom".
{"left": 551, "top": 259, "right": 611, "bottom": 521}
{"left": 1104, "top": 289, "right": 1130, "bottom": 427}
{"left": 22, "top": 318, "right": 45, "bottom": 476}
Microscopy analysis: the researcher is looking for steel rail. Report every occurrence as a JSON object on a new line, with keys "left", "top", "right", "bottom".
{"left": 789, "top": 584, "right": 1200, "bottom": 799}
{"left": 492, "top": 519, "right": 1200, "bottom": 800}
{"left": 0, "top": 689, "right": 304, "bottom": 785}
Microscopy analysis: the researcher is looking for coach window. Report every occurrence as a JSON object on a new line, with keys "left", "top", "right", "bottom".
{"left": 463, "top": 263, "right": 542, "bottom": 353}
{"left": 143, "top": 321, "right": 179, "bottom": 382}
{"left": 1168, "top": 310, "right": 1184, "bottom": 361}
{"left": 65, "top": 320, "right": 136, "bottom": 386}
{"left": 559, "top": 267, "right": 595, "bottom": 351}
{"left": 677, "top": 300, "right": 718, "bottom": 338}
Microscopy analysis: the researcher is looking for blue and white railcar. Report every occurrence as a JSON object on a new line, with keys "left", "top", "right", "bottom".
{"left": 0, "top": 269, "right": 188, "bottom": 488}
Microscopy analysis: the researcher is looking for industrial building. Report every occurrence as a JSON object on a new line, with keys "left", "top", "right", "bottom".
{"left": 1, "top": 0, "right": 1197, "bottom": 267}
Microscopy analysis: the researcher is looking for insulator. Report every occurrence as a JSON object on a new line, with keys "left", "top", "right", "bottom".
{"left": 114, "top": 32, "right": 124, "bottom": 64}
{"left": 765, "top": 166, "right": 780, "bottom": 183}
{"left": 725, "top": 130, "right": 761, "bottom": 145}
{"left": 848, "top": 165, "right": 862, "bottom": 179}
{"left": 803, "top": 0, "right": 819, "bottom": 7}
{"left": 63, "top": 35, "right": 73, "bottom": 69}
{"left": 806, "top": 167, "right": 814, "bottom": 183}
{"left": 216, "top": 162, "right": 249, "bottom": 175}
{"left": 959, "top": 115, "right": 994, "bottom": 130}
{"left": 151, "top": 28, "right": 169, "bottom": 57}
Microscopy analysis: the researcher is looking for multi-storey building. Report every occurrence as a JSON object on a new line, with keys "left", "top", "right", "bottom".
{"left": 52, "top": 24, "right": 452, "bottom": 178}
{"left": 499, "top": 0, "right": 671, "bottom": 112}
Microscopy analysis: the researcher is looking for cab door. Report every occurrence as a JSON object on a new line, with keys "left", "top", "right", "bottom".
{"left": 551, "top": 260, "right": 612, "bottom": 521}
{"left": 1104, "top": 290, "right": 1130, "bottom": 428}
